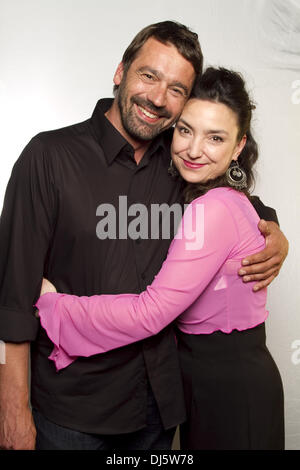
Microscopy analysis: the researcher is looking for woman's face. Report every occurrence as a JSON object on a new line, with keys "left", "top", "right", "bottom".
{"left": 171, "top": 98, "right": 246, "bottom": 184}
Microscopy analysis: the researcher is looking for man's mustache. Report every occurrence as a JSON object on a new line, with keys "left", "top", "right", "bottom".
{"left": 131, "top": 97, "right": 172, "bottom": 119}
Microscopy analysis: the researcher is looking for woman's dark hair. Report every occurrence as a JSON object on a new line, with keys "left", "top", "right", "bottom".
{"left": 183, "top": 67, "right": 258, "bottom": 204}
{"left": 114, "top": 21, "right": 203, "bottom": 94}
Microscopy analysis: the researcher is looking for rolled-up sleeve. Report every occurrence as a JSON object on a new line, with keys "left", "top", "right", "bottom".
{"left": 0, "top": 136, "right": 58, "bottom": 342}
{"left": 250, "top": 196, "right": 279, "bottom": 225}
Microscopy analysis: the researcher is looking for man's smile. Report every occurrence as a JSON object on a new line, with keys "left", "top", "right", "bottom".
{"left": 135, "top": 104, "right": 161, "bottom": 123}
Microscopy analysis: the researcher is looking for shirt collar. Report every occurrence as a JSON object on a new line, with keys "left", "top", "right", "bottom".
{"left": 89, "top": 98, "right": 170, "bottom": 165}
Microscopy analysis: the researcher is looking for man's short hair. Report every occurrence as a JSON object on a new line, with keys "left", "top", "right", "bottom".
{"left": 114, "top": 21, "right": 203, "bottom": 94}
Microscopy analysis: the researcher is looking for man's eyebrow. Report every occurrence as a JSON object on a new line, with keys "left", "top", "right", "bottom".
{"left": 138, "top": 67, "right": 189, "bottom": 95}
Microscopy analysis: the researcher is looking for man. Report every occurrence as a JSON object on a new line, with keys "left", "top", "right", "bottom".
{"left": 0, "top": 21, "right": 288, "bottom": 450}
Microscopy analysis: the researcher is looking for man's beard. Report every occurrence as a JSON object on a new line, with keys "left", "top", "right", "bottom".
{"left": 117, "top": 80, "right": 173, "bottom": 142}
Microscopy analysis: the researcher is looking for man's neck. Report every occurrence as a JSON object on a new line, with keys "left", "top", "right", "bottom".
{"left": 105, "top": 101, "right": 152, "bottom": 165}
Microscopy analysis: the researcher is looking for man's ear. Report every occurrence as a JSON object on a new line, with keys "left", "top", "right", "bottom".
{"left": 232, "top": 134, "right": 247, "bottom": 161}
{"left": 113, "top": 62, "right": 125, "bottom": 87}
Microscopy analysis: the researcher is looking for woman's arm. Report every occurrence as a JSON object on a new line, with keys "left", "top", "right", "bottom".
{"left": 36, "top": 192, "right": 241, "bottom": 370}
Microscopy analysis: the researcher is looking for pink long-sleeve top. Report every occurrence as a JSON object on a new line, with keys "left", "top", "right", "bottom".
{"left": 36, "top": 187, "right": 268, "bottom": 371}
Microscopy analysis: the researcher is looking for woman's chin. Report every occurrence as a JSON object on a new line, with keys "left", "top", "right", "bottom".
{"left": 179, "top": 172, "right": 207, "bottom": 184}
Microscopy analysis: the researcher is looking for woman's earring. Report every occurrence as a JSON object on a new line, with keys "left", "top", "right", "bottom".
{"left": 226, "top": 160, "right": 247, "bottom": 189}
{"left": 168, "top": 159, "right": 179, "bottom": 178}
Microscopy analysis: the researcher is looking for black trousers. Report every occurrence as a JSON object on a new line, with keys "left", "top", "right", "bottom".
{"left": 33, "top": 384, "right": 176, "bottom": 450}
{"left": 177, "top": 323, "right": 285, "bottom": 450}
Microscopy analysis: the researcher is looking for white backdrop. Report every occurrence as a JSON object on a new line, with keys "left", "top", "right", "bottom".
{"left": 0, "top": 0, "right": 299, "bottom": 450}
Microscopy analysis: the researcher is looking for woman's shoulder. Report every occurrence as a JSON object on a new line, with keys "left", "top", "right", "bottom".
{"left": 189, "top": 187, "right": 259, "bottom": 228}
{"left": 183, "top": 188, "right": 242, "bottom": 236}
{"left": 190, "top": 187, "right": 247, "bottom": 209}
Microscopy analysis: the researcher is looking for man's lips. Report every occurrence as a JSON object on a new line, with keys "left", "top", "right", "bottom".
{"left": 135, "top": 104, "right": 161, "bottom": 123}
{"left": 134, "top": 102, "right": 170, "bottom": 124}
{"left": 183, "top": 159, "right": 207, "bottom": 169}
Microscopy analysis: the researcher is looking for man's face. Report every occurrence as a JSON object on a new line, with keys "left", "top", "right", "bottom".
{"left": 114, "top": 38, "right": 196, "bottom": 143}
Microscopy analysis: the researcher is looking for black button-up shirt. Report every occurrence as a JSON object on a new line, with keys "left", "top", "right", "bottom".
{"left": 0, "top": 99, "right": 278, "bottom": 435}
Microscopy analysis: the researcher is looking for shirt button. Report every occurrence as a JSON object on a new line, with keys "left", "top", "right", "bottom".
{"left": 141, "top": 273, "right": 146, "bottom": 280}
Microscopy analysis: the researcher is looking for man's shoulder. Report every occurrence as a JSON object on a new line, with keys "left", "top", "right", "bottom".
{"left": 15, "top": 118, "right": 91, "bottom": 171}
{"left": 32, "top": 118, "right": 91, "bottom": 148}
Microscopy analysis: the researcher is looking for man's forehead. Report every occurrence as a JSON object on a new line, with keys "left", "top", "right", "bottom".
{"left": 129, "top": 37, "right": 195, "bottom": 86}
{"left": 133, "top": 37, "right": 166, "bottom": 55}
{"left": 131, "top": 37, "right": 188, "bottom": 67}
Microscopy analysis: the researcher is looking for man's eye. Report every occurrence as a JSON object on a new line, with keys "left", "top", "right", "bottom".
{"left": 171, "top": 88, "right": 183, "bottom": 96}
{"left": 143, "top": 73, "right": 154, "bottom": 80}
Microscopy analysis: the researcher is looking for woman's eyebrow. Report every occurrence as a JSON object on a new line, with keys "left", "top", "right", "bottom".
{"left": 177, "top": 118, "right": 193, "bottom": 129}
{"left": 205, "top": 129, "right": 229, "bottom": 135}
{"left": 177, "top": 118, "right": 229, "bottom": 136}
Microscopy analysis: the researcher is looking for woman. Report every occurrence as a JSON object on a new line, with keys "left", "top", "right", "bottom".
{"left": 36, "top": 68, "right": 284, "bottom": 450}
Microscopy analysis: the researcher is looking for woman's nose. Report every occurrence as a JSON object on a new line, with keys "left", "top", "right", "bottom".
{"left": 187, "top": 139, "right": 204, "bottom": 160}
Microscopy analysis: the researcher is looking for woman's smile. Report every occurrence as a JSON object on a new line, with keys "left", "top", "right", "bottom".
{"left": 182, "top": 159, "right": 208, "bottom": 169}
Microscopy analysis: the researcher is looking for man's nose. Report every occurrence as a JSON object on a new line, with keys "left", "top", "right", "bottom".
{"left": 147, "top": 83, "right": 168, "bottom": 108}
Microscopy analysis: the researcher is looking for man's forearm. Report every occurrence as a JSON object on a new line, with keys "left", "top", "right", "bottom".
{"left": 0, "top": 342, "right": 30, "bottom": 405}
{"left": 0, "top": 342, "right": 36, "bottom": 450}
{"left": 0, "top": 342, "right": 31, "bottom": 423}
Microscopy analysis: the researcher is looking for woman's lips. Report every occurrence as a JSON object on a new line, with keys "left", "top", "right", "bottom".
{"left": 183, "top": 159, "right": 207, "bottom": 169}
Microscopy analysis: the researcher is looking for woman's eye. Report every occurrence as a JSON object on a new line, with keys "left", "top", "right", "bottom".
{"left": 178, "top": 126, "right": 190, "bottom": 135}
{"left": 210, "top": 135, "right": 223, "bottom": 142}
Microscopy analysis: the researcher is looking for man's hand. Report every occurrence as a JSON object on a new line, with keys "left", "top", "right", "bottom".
{"left": 0, "top": 343, "right": 36, "bottom": 450}
{"left": 40, "top": 278, "right": 57, "bottom": 296}
{"left": 0, "top": 403, "right": 36, "bottom": 450}
{"left": 239, "top": 220, "right": 289, "bottom": 291}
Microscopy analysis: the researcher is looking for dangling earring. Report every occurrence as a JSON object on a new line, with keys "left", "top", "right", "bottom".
{"left": 168, "top": 159, "right": 179, "bottom": 178}
{"left": 226, "top": 160, "right": 247, "bottom": 189}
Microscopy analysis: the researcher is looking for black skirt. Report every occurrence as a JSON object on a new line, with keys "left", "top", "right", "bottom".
{"left": 176, "top": 323, "right": 284, "bottom": 450}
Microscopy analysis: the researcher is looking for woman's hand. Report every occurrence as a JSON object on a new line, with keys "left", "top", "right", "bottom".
{"left": 40, "top": 278, "right": 57, "bottom": 296}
